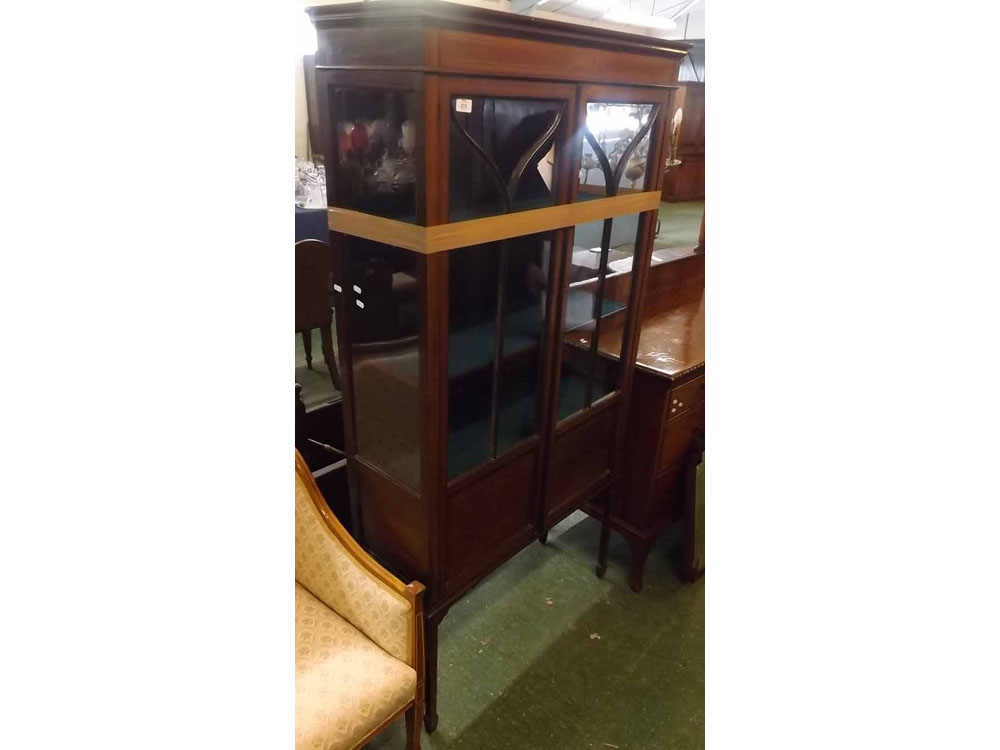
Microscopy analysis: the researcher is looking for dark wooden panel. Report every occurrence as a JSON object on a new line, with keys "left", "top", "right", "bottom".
{"left": 436, "top": 29, "right": 679, "bottom": 86}
{"left": 355, "top": 457, "right": 429, "bottom": 580}
{"left": 548, "top": 405, "right": 618, "bottom": 517}
{"left": 445, "top": 448, "right": 537, "bottom": 590}
{"left": 644, "top": 254, "right": 704, "bottom": 315}
{"left": 619, "top": 368, "right": 667, "bottom": 526}
{"left": 661, "top": 82, "right": 704, "bottom": 201}
{"left": 656, "top": 405, "right": 703, "bottom": 474}
{"left": 662, "top": 156, "right": 704, "bottom": 202}
{"left": 646, "top": 461, "right": 686, "bottom": 528}
{"left": 316, "top": 26, "right": 427, "bottom": 68}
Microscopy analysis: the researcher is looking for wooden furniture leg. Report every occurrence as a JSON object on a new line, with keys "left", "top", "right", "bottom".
{"left": 405, "top": 704, "right": 421, "bottom": 750}
{"left": 628, "top": 538, "right": 652, "bottom": 593}
{"left": 301, "top": 329, "right": 313, "bottom": 370}
{"left": 596, "top": 487, "right": 613, "bottom": 578}
{"left": 423, "top": 607, "right": 448, "bottom": 733}
{"left": 319, "top": 324, "right": 342, "bottom": 390}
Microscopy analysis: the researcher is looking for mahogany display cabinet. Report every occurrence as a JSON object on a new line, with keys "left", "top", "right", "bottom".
{"left": 307, "top": 0, "right": 689, "bottom": 731}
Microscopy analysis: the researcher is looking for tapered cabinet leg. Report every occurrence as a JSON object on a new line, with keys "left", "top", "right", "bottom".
{"left": 405, "top": 703, "right": 421, "bottom": 750}
{"left": 319, "top": 325, "right": 341, "bottom": 390}
{"left": 300, "top": 329, "right": 313, "bottom": 370}
{"left": 596, "top": 489, "right": 613, "bottom": 578}
{"left": 628, "top": 539, "right": 651, "bottom": 593}
{"left": 423, "top": 611, "right": 445, "bottom": 733}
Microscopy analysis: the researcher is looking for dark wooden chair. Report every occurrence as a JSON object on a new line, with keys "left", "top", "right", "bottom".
{"left": 295, "top": 239, "right": 341, "bottom": 391}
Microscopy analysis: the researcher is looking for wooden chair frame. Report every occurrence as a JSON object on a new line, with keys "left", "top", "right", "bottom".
{"left": 295, "top": 450, "right": 426, "bottom": 750}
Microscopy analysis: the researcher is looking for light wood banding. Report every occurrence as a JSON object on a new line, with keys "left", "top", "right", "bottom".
{"left": 328, "top": 191, "right": 661, "bottom": 253}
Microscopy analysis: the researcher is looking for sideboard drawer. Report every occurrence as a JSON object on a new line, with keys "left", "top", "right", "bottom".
{"left": 666, "top": 374, "right": 704, "bottom": 422}
{"left": 657, "top": 407, "right": 701, "bottom": 472}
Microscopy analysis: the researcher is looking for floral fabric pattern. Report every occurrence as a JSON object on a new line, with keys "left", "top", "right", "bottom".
{"left": 295, "top": 583, "right": 416, "bottom": 750}
{"left": 294, "top": 471, "right": 411, "bottom": 663}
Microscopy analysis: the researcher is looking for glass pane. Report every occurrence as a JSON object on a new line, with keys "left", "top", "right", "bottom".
{"left": 447, "top": 232, "right": 552, "bottom": 478}
{"left": 449, "top": 97, "right": 562, "bottom": 222}
{"left": 578, "top": 102, "right": 656, "bottom": 199}
{"left": 344, "top": 238, "right": 422, "bottom": 490}
{"left": 334, "top": 89, "right": 417, "bottom": 222}
{"left": 557, "top": 212, "right": 645, "bottom": 422}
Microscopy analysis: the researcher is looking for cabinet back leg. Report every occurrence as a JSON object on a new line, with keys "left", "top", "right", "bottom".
{"left": 300, "top": 329, "right": 313, "bottom": 370}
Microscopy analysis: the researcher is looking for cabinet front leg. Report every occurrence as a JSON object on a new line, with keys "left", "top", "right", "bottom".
{"left": 596, "top": 489, "right": 614, "bottom": 578}
{"left": 423, "top": 608, "right": 448, "bottom": 733}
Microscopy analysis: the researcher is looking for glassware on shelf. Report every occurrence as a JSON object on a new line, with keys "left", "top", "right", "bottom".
{"left": 295, "top": 157, "right": 327, "bottom": 209}
{"left": 334, "top": 91, "right": 417, "bottom": 220}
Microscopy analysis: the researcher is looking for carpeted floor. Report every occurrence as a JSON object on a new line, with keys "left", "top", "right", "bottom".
{"left": 654, "top": 200, "right": 703, "bottom": 252}
{"left": 366, "top": 510, "right": 705, "bottom": 750}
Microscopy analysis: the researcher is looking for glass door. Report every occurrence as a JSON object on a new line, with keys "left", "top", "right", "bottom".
{"left": 436, "top": 79, "right": 576, "bottom": 481}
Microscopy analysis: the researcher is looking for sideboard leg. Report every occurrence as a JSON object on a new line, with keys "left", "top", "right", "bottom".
{"left": 628, "top": 538, "right": 651, "bottom": 593}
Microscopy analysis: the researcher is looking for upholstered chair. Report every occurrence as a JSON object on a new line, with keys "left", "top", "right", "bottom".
{"left": 295, "top": 450, "right": 425, "bottom": 750}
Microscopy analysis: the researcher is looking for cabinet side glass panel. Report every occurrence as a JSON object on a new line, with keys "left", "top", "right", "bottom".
{"left": 333, "top": 89, "right": 417, "bottom": 222}
{"left": 447, "top": 232, "right": 552, "bottom": 478}
{"left": 449, "top": 97, "right": 562, "bottom": 222}
{"left": 344, "top": 238, "right": 422, "bottom": 490}
{"left": 557, "top": 212, "right": 644, "bottom": 422}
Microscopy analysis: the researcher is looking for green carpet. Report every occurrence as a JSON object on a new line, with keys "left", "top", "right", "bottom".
{"left": 295, "top": 328, "right": 341, "bottom": 411}
{"left": 654, "top": 201, "right": 703, "bottom": 252}
{"left": 366, "top": 510, "right": 705, "bottom": 750}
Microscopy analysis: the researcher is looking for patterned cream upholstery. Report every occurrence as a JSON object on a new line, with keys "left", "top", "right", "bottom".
{"left": 295, "top": 470, "right": 412, "bottom": 664}
{"left": 296, "top": 583, "right": 417, "bottom": 750}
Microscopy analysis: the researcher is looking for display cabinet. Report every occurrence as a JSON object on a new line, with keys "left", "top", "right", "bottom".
{"left": 308, "top": 0, "right": 688, "bottom": 731}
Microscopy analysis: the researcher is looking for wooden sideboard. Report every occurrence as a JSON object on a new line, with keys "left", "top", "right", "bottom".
{"left": 589, "top": 251, "right": 704, "bottom": 591}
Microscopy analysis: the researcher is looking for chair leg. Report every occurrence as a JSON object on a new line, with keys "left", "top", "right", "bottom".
{"left": 319, "top": 325, "right": 341, "bottom": 391}
{"left": 423, "top": 618, "right": 439, "bottom": 733}
{"left": 405, "top": 702, "right": 421, "bottom": 750}
{"left": 300, "top": 330, "right": 313, "bottom": 370}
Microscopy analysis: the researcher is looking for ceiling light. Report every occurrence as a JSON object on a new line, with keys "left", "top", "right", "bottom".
{"left": 602, "top": 9, "right": 677, "bottom": 30}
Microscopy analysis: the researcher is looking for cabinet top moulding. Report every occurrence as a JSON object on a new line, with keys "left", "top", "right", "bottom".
{"left": 307, "top": 0, "right": 690, "bottom": 88}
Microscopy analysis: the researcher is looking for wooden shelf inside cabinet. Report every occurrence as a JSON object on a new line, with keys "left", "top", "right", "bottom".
{"left": 306, "top": 0, "right": 689, "bottom": 732}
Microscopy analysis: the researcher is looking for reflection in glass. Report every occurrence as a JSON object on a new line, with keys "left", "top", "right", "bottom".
{"left": 447, "top": 232, "right": 551, "bottom": 478}
{"left": 578, "top": 102, "right": 656, "bottom": 199}
{"left": 558, "top": 212, "right": 643, "bottom": 421}
{"left": 334, "top": 89, "right": 417, "bottom": 222}
{"left": 344, "top": 238, "right": 422, "bottom": 490}
{"left": 449, "top": 97, "right": 563, "bottom": 221}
